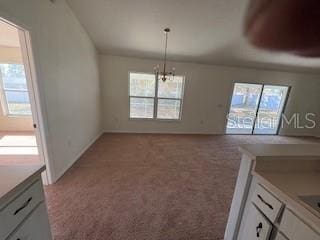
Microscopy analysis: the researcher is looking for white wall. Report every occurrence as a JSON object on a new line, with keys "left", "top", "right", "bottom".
{"left": 100, "top": 55, "right": 320, "bottom": 137}
{"left": 0, "top": 0, "right": 102, "bottom": 182}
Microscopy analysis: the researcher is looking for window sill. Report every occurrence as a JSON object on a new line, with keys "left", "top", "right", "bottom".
{"left": 7, "top": 114, "right": 32, "bottom": 118}
{"left": 129, "top": 117, "right": 182, "bottom": 122}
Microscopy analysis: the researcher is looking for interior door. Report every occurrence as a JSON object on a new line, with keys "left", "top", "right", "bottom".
{"left": 253, "top": 85, "right": 289, "bottom": 135}
{"left": 18, "top": 28, "right": 51, "bottom": 184}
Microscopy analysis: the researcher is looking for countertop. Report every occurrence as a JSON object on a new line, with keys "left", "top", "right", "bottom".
{"left": 0, "top": 164, "right": 45, "bottom": 204}
{"left": 239, "top": 144, "right": 320, "bottom": 160}
{"left": 239, "top": 144, "right": 320, "bottom": 232}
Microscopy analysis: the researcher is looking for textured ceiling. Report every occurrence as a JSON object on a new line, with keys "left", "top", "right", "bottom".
{"left": 67, "top": 0, "right": 320, "bottom": 73}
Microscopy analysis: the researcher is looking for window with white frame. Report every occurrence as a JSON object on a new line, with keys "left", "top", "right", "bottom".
{"left": 129, "top": 72, "right": 185, "bottom": 120}
{"left": 0, "top": 64, "right": 32, "bottom": 116}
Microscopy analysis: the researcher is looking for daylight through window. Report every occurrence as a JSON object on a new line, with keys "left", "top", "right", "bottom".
{"left": 129, "top": 72, "right": 185, "bottom": 120}
{"left": 0, "top": 64, "right": 32, "bottom": 116}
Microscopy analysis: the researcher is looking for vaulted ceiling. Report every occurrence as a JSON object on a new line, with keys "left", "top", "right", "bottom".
{"left": 67, "top": 0, "right": 320, "bottom": 72}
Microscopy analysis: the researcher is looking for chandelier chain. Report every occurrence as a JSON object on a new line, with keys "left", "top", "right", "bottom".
{"left": 154, "top": 28, "right": 175, "bottom": 82}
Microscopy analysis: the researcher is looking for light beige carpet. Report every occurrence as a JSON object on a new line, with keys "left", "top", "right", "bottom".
{"left": 45, "top": 134, "right": 319, "bottom": 240}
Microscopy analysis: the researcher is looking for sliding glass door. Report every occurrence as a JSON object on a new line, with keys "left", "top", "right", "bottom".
{"left": 226, "top": 83, "right": 289, "bottom": 135}
{"left": 253, "top": 85, "right": 289, "bottom": 134}
{"left": 226, "top": 83, "right": 263, "bottom": 134}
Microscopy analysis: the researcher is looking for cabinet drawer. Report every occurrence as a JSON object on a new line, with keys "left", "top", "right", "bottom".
{"left": 0, "top": 180, "right": 44, "bottom": 240}
{"left": 8, "top": 203, "right": 52, "bottom": 240}
{"left": 252, "top": 184, "right": 283, "bottom": 223}
{"left": 280, "top": 208, "right": 319, "bottom": 240}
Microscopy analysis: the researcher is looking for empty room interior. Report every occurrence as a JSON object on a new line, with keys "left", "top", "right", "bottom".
{"left": 0, "top": 20, "right": 40, "bottom": 166}
{"left": 0, "top": 1, "right": 319, "bottom": 240}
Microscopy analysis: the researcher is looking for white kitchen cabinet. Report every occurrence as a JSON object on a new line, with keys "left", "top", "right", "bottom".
{"left": 0, "top": 165, "right": 52, "bottom": 240}
{"left": 237, "top": 204, "right": 272, "bottom": 240}
{"left": 280, "top": 208, "right": 320, "bottom": 240}
{"left": 237, "top": 179, "right": 320, "bottom": 240}
{"left": 251, "top": 184, "right": 283, "bottom": 223}
{"left": 224, "top": 144, "right": 320, "bottom": 240}
{"left": 274, "top": 232, "right": 288, "bottom": 240}
{"left": 0, "top": 180, "right": 44, "bottom": 239}
{"left": 8, "top": 203, "right": 52, "bottom": 240}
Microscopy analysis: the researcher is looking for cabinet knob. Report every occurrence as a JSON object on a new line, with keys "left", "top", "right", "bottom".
{"left": 257, "top": 194, "right": 274, "bottom": 210}
{"left": 13, "top": 197, "right": 33, "bottom": 215}
{"left": 256, "top": 222, "right": 263, "bottom": 237}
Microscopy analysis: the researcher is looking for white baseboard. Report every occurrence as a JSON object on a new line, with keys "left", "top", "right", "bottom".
{"left": 104, "top": 130, "right": 319, "bottom": 137}
{"left": 52, "top": 131, "right": 103, "bottom": 183}
{"left": 103, "top": 130, "right": 223, "bottom": 135}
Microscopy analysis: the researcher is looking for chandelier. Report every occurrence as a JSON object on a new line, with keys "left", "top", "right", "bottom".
{"left": 154, "top": 28, "right": 175, "bottom": 82}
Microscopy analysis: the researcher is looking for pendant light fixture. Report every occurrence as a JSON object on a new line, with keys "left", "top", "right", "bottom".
{"left": 154, "top": 28, "right": 175, "bottom": 82}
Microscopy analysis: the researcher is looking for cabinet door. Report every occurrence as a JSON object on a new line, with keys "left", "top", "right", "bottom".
{"left": 274, "top": 232, "right": 288, "bottom": 240}
{"left": 238, "top": 204, "right": 272, "bottom": 240}
{"left": 280, "top": 208, "right": 319, "bottom": 240}
{"left": 8, "top": 203, "right": 52, "bottom": 240}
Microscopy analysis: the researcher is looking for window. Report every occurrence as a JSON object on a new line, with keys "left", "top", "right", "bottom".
{"left": 226, "top": 83, "right": 289, "bottom": 135}
{"left": 129, "top": 72, "right": 185, "bottom": 120}
{"left": 0, "top": 64, "right": 32, "bottom": 116}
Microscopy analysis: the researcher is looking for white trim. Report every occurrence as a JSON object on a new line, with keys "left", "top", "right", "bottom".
{"left": 224, "top": 154, "right": 254, "bottom": 240}
{"left": 104, "top": 130, "right": 316, "bottom": 137}
{"left": 18, "top": 26, "right": 53, "bottom": 184}
{"left": 0, "top": 67, "right": 8, "bottom": 115}
{"left": 53, "top": 131, "right": 103, "bottom": 182}
{"left": 128, "top": 71, "right": 185, "bottom": 120}
{"left": 103, "top": 130, "right": 225, "bottom": 135}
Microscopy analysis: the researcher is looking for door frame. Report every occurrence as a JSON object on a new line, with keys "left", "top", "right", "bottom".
{"left": 226, "top": 82, "right": 291, "bottom": 136}
{"left": 0, "top": 17, "right": 54, "bottom": 184}
{"left": 251, "top": 84, "right": 264, "bottom": 134}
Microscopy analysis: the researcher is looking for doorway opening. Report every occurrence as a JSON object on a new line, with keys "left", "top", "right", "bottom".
{"left": 0, "top": 18, "right": 51, "bottom": 182}
{"left": 226, "top": 83, "right": 290, "bottom": 135}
